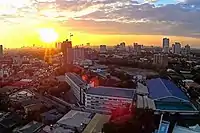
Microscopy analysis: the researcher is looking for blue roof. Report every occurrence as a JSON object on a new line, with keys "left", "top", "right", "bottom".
{"left": 86, "top": 86, "right": 135, "bottom": 99}
{"left": 147, "top": 78, "right": 189, "bottom": 102}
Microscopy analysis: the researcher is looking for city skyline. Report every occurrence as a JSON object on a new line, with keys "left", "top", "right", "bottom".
{"left": 0, "top": 0, "right": 200, "bottom": 48}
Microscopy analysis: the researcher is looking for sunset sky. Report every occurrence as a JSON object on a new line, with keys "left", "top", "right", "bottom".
{"left": 0, "top": 0, "right": 200, "bottom": 48}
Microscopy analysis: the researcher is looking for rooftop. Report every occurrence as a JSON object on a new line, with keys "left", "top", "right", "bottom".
{"left": 0, "top": 113, "right": 22, "bottom": 128}
{"left": 136, "top": 95, "right": 156, "bottom": 110}
{"left": 9, "top": 89, "right": 35, "bottom": 102}
{"left": 172, "top": 125, "right": 200, "bottom": 133}
{"left": 42, "top": 125, "right": 74, "bottom": 133}
{"left": 82, "top": 113, "right": 111, "bottom": 133}
{"left": 86, "top": 86, "right": 135, "bottom": 99}
{"left": 57, "top": 110, "right": 93, "bottom": 132}
{"left": 40, "top": 109, "right": 63, "bottom": 123}
{"left": 136, "top": 82, "right": 149, "bottom": 95}
{"left": 16, "top": 121, "right": 44, "bottom": 133}
{"left": 147, "top": 78, "right": 189, "bottom": 102}
{"left": 65, "top": 73, "right": 87, "bottom": 87}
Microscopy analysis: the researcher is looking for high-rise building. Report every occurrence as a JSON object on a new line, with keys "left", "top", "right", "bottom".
{"left": 163, "top": 38, "right": 169, "bottom": 53}
{"left": 0, "top": 45, "right": 3, "bottom": 56}
{"left": 119, "top": 42, "right": 126, "bottom": 51}
{"left": 61, "top": 40, "right": 73, "bottom": 66}
{"left": 73, "top": 46, "right": 86, "bottom": 61}
{"left": 99, "top": 45, "right": 107, "bottom": 53}
{"left": 55, "top": 42, "right": 62, "bottom": 49}
{"left": 181, "top": 44, "right": 191, "bottom": 56}
{"left": 185, "top": 44, "right": 191, "bottom": 55}
{"left": 133, "top": 43, "right": 142, "bottom": 54}
{"left": 172, "top": 42, "right": 181, "bottom": 54}
{"left": 153, "top": 54, "right": 168, "bottom": 67}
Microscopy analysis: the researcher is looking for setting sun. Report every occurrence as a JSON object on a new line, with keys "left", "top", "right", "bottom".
{"left": 38, "top": 28, "right": 58, "bottom": 43}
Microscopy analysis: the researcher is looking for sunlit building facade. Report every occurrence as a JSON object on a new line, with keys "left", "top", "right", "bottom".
{"left": 73, "top": 47, "right": 86, "bottom": 61}
{"left": 61, "top": 40, "right": 73, "bottom": 65}
{"left": 65, "top": 73, "right": 87, "bottom": 104}
{"left": 85, "top": 86, "right": 135, "bottom": 113}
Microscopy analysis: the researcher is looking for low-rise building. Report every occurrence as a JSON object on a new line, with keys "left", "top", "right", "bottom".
{"left": 153, "top": 54, "right": 168, "bottom": 67}
{"left": 40, "top": 109, "right": 63, "bottom": 124}
{"left": 65, "top": 73, "right": 87, "bottom": 104}
{"left": 14, "top": 121, "right": 44, "bottom": 133}
{"left": 85, "top": 86, "right": 135, "bottom": 113}
{"left": 41, "top": 110, "right": 94, "bottom": 133}
{"left": 82, "top": 113, "right": 111, "bottom": 133}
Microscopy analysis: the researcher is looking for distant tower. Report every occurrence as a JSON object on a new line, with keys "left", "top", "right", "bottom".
{"left": 0, "top": 45, "right": 3, "bottom": 56}
{"left": 163, "top": 38, "right": 169, "bottom": 53}
{"left": 172, "top": 42, "right": 181, "bottom": 54}
{"left": 73, "top": 46, "right": 86, "bottom": 61}
{"left": 99, "top": 45, "right": 107, "bottom": 53}
{"left": 61, "top": 39, "right": 73, "bottom": 71}
{"left": 185, "top": 44, "right": 191, "bottom": 55}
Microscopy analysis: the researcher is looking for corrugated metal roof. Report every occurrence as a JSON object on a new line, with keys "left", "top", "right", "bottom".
{"left": 147, "top": 78, "right": 189, "bottom": 102}
{"left": 82, "top": 114, "right": 111, "bottom": 133}
{"left": 172, "top": 126, "right": 199, "bottom": 133}
{"left": 57, "top": 110, "right": 92, "bottom": 130}
{"left": 136, "top": 83, "right": 149, "bottom": 95}
{"left": 86, "top": 86, "right": 135, "bottom": 99}
{"left": 136, "top": 95, "right": 156, "bottom": 110}
{"left": 65, "top": 73, "right": 87, "bottom": 87}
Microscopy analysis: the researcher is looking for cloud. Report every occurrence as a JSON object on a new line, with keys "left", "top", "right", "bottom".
{"left": 184, "top": 0, "right": 200, "bottom": 5}
{"left": 0, "top": 0, "right": 200, "bottom": 38}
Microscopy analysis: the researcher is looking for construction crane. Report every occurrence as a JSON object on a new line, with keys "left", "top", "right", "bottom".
{"left": 69, "top": 33, "right": 73, "bottom": 41}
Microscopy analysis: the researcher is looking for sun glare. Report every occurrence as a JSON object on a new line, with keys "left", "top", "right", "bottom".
{"left": 38, "top": 28, "right": 58, "bottom": 43}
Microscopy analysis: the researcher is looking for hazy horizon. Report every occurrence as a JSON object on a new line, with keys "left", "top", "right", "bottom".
{"left": 0, "top": 0, "right": 200, "bottom": 48}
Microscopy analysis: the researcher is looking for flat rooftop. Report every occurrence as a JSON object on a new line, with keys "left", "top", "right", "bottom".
{"left": 172, "top": 125, "right": 200, "bottom": 133}
{"left": 82, "top": 114, "right": 111, "bottom": 133}
{"left": 57, "top": 110, "right": 93, "bottom": 132}
{"left": 87, "top": 86, "right": 135, "bottom": 99}
{"left": 16, "top": 121, "right": 44, "bottom": 133}
{"left": 65, "top": 73, "right": 87, "bottom": 87}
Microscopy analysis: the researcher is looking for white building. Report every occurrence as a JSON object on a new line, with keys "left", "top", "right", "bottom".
{"left": 85, "top": 86, "right": 135, "bottom": 113}
{"left": 163, "top": 38, "right": 169, "bottom": 53}
{"left": 153, "top": 54, "right": 168, "bottom": 67}
{"left": 99, "top": 45, "right": 107, "bottom": 53}
{"left": 65, "top": 73, "right": 87, "bottom": 104}
{"left": 172, "top": 42, "right": 181, "bottom": 54}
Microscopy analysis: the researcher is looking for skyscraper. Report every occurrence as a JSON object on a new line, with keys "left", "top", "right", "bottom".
{"left": 119, "top": 42, "right": 126, "bottom": 51}
{"left": 163, "top": 38, "right": 169, "bottom": 53}
{"left": 172, "top": 42, "right": 181, "bottom": 54}
{"left": 73, "top": 46, "right": 86, "bottom": 61}
{"left": 185, "top": 44, "right": 191, "bottom": 55}
{"left": 133, "top": 43, "right": 142, "bottom": 54}
{"left": 0, "top": 45, "right": 3, "bottom": 56}
{"left": 61, "top": 40, "right": 73, "bottom": 69}
{"left": 99, "top": 45, "right": 107, "bottom": 53}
